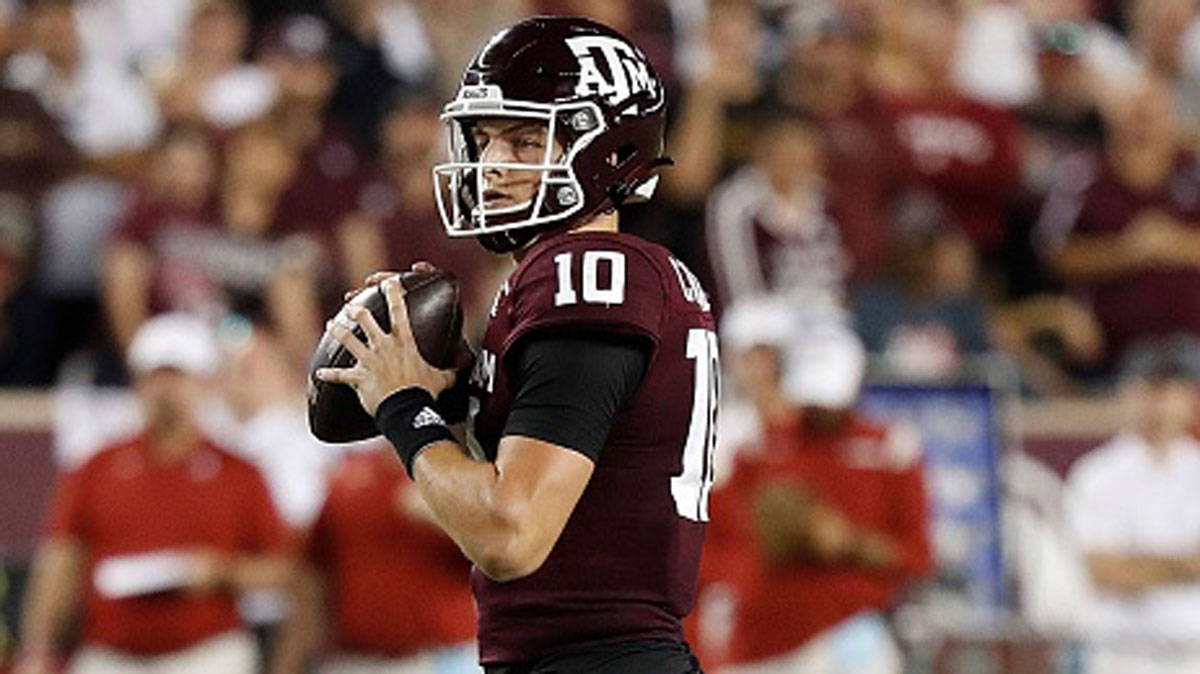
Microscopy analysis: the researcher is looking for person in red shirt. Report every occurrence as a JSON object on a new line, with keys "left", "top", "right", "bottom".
{"left": 705, "top": 325, "right": 932, "bottom": 674}
{"left": 273, "top": 445, "right": 479, "bottom": 674}
{"left": 14, "top": 313, "right": 294, "bottom": 674}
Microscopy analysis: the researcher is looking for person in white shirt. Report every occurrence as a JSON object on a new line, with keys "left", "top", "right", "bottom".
{"left": 1066, "top": 334, "right": 1200, "bottom": 674}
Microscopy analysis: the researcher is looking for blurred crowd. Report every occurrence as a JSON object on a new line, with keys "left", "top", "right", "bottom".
{"left": 0, "top": 0, "right": 1197, "bottom": 395}
{"left": 5, "top": 0, "right": 1200, "bottom": 672}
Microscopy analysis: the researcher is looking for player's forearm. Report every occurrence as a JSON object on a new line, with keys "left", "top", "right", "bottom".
{"left": 412, "top": 441, "right": 544, "bottom": 581}
{"left": 19, "top": 539, "right": 83, "bottom": 654}
{"left": 1086, "top": 552, "right": 1200, "bottom": 593}
{"left": 412, "top": 436, "right": 591, "bottom": 582}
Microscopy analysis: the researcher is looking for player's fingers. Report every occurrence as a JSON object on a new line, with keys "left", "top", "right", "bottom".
{"left": 314, "top": 366, "right": 361, "bottom": 385}
{"left": 364, "top": 270, "right": 401, "bottom": 287}
{"left": 381, "top": 276, "right": 417, "bottom": 345}
{"left": 348, "top": 305, "right": 387, "bottom": 346}
{"left": 327, "top": 319, "right": 372, "bottom": 363}
{"left": 411, "top": 260, "right": 436, "bottom": 273}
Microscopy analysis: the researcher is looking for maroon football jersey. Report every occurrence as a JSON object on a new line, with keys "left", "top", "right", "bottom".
{"left": 467, "top": 231, "right": 719, "bottom": 664}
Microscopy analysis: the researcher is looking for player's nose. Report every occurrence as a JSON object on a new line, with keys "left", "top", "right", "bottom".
{"left": 480, "top": 138, "right": 517, "bottom": 173}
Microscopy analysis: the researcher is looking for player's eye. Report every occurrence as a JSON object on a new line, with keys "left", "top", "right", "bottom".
{"left": 516, "top": 136, "right": 544, "bottom": 150}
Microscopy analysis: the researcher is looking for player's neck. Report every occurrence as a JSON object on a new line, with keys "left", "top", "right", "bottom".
{"left": 573, "top": 211, "right": 619, "bottom": 234}
{"left": 511, "top": 212, "right": 620, "bottom": 263}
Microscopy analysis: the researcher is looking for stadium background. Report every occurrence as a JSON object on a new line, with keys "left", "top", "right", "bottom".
{"left": 0, "top": 0, "right": 1193, "bottom": 671}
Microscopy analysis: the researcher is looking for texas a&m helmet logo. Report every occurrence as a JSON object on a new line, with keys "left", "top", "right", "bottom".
{"left": 566, "top": 36, "right": 661, "bottom": 111}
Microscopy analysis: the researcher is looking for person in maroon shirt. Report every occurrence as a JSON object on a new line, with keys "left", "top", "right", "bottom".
{"left": 875, "top": 0, "right": 1022, "bottom": 256}
{"left": 776, "top": 3, "right": 904, "bottom": 281}
{"left": 102, "top": 124, "right": 323, "bottom": 367}
{"left": 317, "top": 17, "right": 714, "bottom": 674}
{"left": 1038, "top": 76, "right": 1200, "bottom": 367}
{"left": 256, "top": 13, "right": 375, "bottom": 295}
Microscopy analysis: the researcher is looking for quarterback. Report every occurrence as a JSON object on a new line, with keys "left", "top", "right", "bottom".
{"left": 317, "top": 16, "right": 719, "bottom": 674}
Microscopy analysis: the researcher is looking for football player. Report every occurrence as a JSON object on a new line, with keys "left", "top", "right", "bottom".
{"left": 316, "top": 16, "right": 718, "bottom": 674}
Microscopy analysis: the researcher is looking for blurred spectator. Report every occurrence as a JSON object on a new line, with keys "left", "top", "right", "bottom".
{"left": 1065, "top": 335, "right": 1200, "bottom": 674}
{"left": 1015, "top": 0, "right": 1144, "bottom": 98}
{"left": 73, "top": 0, "right": 198, "bottom": 75}
{"left": 954, "top": 0, "right": 1040, "bottom": 108}
{"left": 209, "top": 320, "right": 332, "bottom": 651}
{"left": 146, "top": 0, "right": 278, "bottom": 131}
{"left": 716, "top": 296, "right": 801, "bottom": 467}
{"left": 991, "top": 292, "right": 1106, "bottom": 395}
{"left": 665, "top": 0, "right": 770, "bottom": 206}
{"left": 101, "top": 126, "right": 219, "bottom": 352}
{"left": 214, "top": 321, "right": 328, "bottom": 532}
{"left": 1007, "top": 5, "right": 1108, "bottom": 300}
{"left": 318, "top": 0, "right": 408, "bottom": 151}
{"left": 706, "top": 114, "right": 849, "bottom": 316}
{"left": 1127, "top": 0, "right": 1200, "bottom": 145}
{"left": 1038, "top": 77, "right": 1200, "bottom": 368}
{"left": 0, "top": 4, "right": 76, "bottom": 205}
{"left": 13, "top": 314, "right": 293, "bottom": 674}
{"left": 5, "top": 0, "right": 162, "bottom": 382}
{"left": 5, "top": 0, "right": 161, "bottom": 165}
{"left": 875, "top": 0, "right": 1022, "bottom": 257}
{"left": 852, "top": 194, "right": 992, "bottom": 381}
{"left": 409, "top": 0, "right": 530, "bottom": 99}
{"left": 777, "top": 1, "right": 903, "bottom": 280}
{"left": 101, "top": 124, "right": 322, "bottom": 367}
{"left": 704, "top": 325, "right": 932, "bottom": 673}
{"left": 0, "top": 2, "right": 78, "bottom": 384}
{"left": 257, "top": 13, "right": 380, "bottom": 297}
{"left": 272, "top": 445, "right": 478, "bottom": 674}
{"left": 359, "top": 92, "right": 505, "bottom": 328}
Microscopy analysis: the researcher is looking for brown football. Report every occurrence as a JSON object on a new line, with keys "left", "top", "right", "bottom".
{"left": 307, "top": 269, "right": 471, "bottom": 443}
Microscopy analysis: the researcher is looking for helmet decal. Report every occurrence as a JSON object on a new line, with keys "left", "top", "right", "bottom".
{"left": 566, "top": 36, "right": 657, "bottom": 108}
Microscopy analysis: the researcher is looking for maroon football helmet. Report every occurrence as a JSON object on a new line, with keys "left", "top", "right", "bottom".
{"left": 433, "top": 16, "right": 670, "bottom": 254}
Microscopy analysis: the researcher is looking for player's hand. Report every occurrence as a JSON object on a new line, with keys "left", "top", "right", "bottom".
{"left": 342, "top": 262, "right": 438, "bottom": 301}
{"left": 316, "top": 276, "right": 456, "bottom": 415}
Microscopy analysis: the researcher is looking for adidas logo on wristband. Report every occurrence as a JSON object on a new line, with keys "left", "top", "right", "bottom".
{"left": 412, "top": 407, "right": 446, "bottom": 429}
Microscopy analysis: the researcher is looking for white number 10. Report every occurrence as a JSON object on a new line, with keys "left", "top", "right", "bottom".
{"left": 673, "top": 328, "right": 719, "bottom": 522}
{"left": 553, "top": 251, "right": 626, "bottom": 306}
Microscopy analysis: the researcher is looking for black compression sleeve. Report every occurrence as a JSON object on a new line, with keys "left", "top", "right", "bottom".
{"left": 502, "top": 334, "right": 650, "bottom": 461}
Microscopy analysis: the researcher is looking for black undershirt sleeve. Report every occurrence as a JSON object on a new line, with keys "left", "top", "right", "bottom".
{"left": 502, "top": 333, "right": 651, "bottom": 462}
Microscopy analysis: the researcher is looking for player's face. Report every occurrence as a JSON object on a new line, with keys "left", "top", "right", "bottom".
{"left": 471, "top": 119, "right": 562, "bottom": 209}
